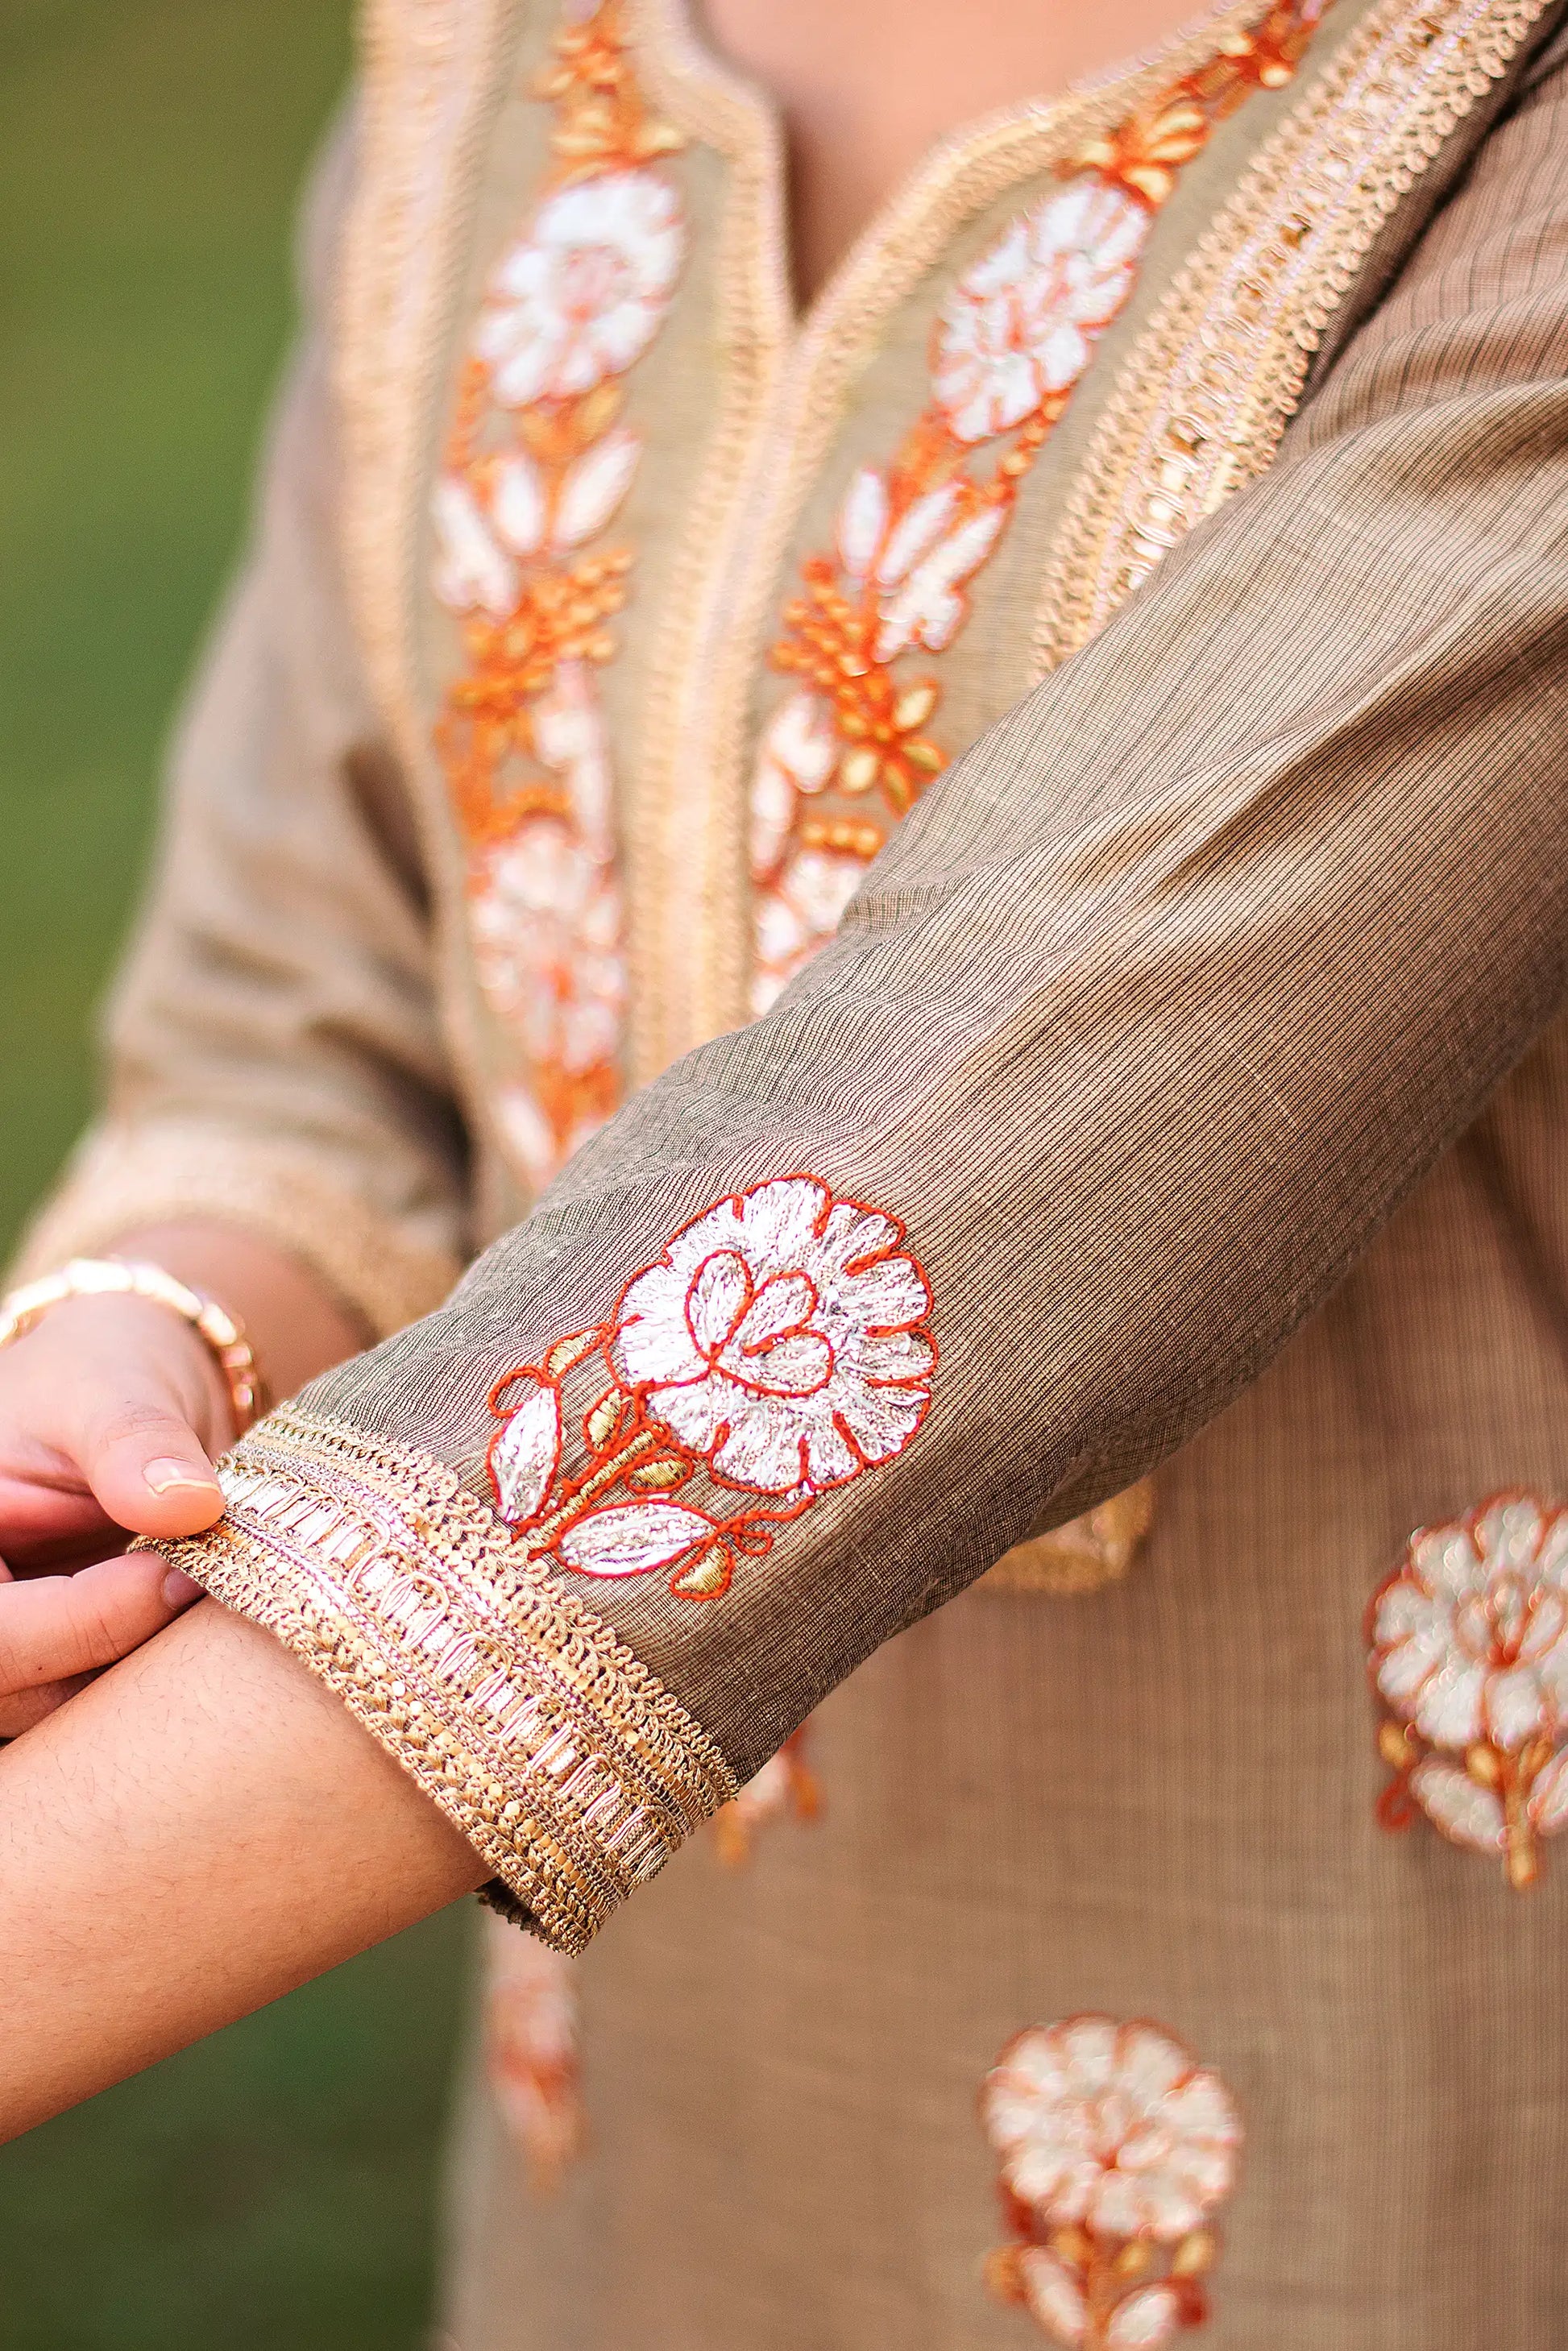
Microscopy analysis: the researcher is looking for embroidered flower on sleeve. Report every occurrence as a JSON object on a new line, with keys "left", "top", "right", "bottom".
{"left": 931, "top": 180, "right": 1150, "bottom": 446}
{"left": 1370, "top": 1491, "right": 1568, "bottom": 1889}
{"left": 981, "top": 2016, "right": 1241, "bottom": 2348}
{"left": 475, "top": 168, "right": 686, "bottom": 408}
{"left": 484, "top": 1174, "right": 935, "bottom": 1599}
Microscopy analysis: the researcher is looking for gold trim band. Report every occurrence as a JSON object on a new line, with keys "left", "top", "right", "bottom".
{"left": 163, "top": 1406, "right": 737, "bottom": 1952}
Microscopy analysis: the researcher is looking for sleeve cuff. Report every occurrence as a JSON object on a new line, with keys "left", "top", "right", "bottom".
{"left": 158, "top": 1405, "right": 738, "bottom": 1952}
{"left": 10, "top": 1119, "right": 462, "bottom": 1341}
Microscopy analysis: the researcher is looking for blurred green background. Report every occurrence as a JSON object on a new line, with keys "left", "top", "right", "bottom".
{"left": 0, "top": 2, "right": 472, "bottom": 2342}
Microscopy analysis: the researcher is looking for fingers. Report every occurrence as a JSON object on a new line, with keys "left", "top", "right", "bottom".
{"left": 73, "top": 1399, "right": 226, "bottom": 1540}
{"left": 0, "top": 1676, "right": 86, "bottom": 1739}
{"left": 0, "top": 1553, "right": 204, "bottom": 1698}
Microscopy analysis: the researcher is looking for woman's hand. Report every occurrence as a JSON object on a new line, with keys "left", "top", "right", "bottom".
{"left": 0, "top": 1291, "right": 231, "bottom": 1732}
{"left": 0, "top": 1221, "right": 367, "bottom": 1736}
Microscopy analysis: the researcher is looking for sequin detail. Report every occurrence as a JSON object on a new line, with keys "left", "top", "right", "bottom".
{"left": 433, "top": 2, "right": 686, "bottom": 1190}
{"left": 981, "top": 2015, "right": 1242, "bottom": 2347}
{"left": 749, "top": 0, "right": 1330, "bottom": 1014}
{"left": 487, "top": 1174, "right": 935, "bottom": 1600}
{"left": 1370, "top": 1491, "right": 1568, "bottom": 1889}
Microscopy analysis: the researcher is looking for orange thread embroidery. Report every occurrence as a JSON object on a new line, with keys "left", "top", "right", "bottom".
{"left": 981, "top": 2015, "right": 1242, "bottom": 2349}
{"left": 433, "top": 1, "right": 686, "bottom": 1189}
{"left": 487, "top": 1174, "right": 935, "bottom": 1600}
{"left": 749, "top": 0, "right": 1329, "bottom": 1015}
{"left": 714, "top": 1724, "right": 822, "bottom": 1863}
{"left": 1369, "top": 1491, "right": 1568, "bottom": 1889}
{"left": 483, "top": 1929, "right": 586, "bottom": 2193}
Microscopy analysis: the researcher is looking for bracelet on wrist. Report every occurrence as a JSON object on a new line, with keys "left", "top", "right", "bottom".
{"left": 0, "top": 1256, "right": 267, "bottom": 1437}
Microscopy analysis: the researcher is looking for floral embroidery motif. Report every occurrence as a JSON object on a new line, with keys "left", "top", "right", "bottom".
{"left": 483, "top": 1921, "right": 586, "bottom": 2192}
{"left": 981, "top": 2016, "right": 1242, "bottom": 2349}
{"left": 714, "top": 1724, "right": 821, "bottom": 1864}
{"left": 749, "top": 0, "right": 1329, "bottom": 1016}
{"left": 487, "top": 1174, "right": 935, "bottom": 1599}
{"left": 433, "top": 2, "right": 685, "bottom": 1190}
{"left": 1369, "top": 1491, "right": 1568, "bottom": 1889}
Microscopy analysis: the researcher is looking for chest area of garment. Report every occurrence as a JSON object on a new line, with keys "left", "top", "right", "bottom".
{"left": 408, "top": 0, "right": 1393, "bottom": 1189}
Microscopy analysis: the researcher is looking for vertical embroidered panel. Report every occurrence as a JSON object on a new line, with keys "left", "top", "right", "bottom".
{"left": 981, "top": 2014, "right": 1242, "bottom": 2347}
{"left": 747, "top": 0, "right": 1330, "bottom": 1016}
{"left": 432, "top": 0, "right": 686, "bottom": 1191}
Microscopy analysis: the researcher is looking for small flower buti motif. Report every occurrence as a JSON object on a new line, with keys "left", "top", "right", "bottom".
{"left": 1369, "top": 1491, "right": 1568, "bottom": 1889}
{"left": 981, "top": 2016, "right": 1242, "bottom": 2349}
{"left": 713, "top": 1725, "right": 821, "bottom": 1864}
{"left": 487, "top": 1174, "right": 935, "bottom": 1600}
{"left": 748, "top": 0, "right": 1330, "bottom": 1017}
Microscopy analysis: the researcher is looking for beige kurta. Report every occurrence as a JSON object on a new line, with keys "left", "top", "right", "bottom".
{"left": 22, "top": 0, "right": 1568, "bottom": 2341}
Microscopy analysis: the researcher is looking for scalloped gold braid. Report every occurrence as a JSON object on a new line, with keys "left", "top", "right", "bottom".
{"left": 160, "top": 1406, "right": 736, "bottom": 1953}
{"left": 1032, "top": 0, "right": 1552, "bottom": 670}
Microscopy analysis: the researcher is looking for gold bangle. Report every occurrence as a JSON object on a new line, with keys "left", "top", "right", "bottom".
{"left": 0, "top": 1256, "right": 267, "bottom": 1437}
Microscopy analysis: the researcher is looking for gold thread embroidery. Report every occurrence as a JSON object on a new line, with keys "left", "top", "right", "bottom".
{"left": 431, "top": 2, "right": 687, "bottom": 1191}
{"left": 749, "top": 1, "right": 1329, "bottom": 1016}
{"left": 161, "top": 1404, "right": 737, "bottom": 1954}
{"left": 1032, "top": 0, "right": 1552, "bottom": 670}
{"left": 986, "top": 1480, "right": 1156, "bottom": 1597}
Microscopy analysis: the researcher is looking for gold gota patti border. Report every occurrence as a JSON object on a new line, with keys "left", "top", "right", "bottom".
{"left": 1033, "top": 0, "right": 1553, "bottom": 670}
{"left": 161, "top": 1407, "right": 736, "bottom": 1953}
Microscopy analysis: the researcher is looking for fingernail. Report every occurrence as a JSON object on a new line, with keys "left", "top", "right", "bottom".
{"left": 162, "top": 1568, "right": 204, "bottom": 1610}
{"left": 143, "top": 1458, "right": 220, "bottom": 1496}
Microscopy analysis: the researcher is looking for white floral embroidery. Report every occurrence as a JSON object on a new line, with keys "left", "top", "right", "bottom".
{"left": 433, "top": 475, "right": 519, "bottom": 618}
{"left": 933, "top": 178, "right": 1150, "bottom": 446}
{"left": 487, "top": 1174, "right": 935, "bottom": 1601}
{"left": 982, "top": 2016, "right": 1239, "bottom": 2349}
{"left": 984, "top": 2017, "right": 1240, "bottom": 2245}
{"left": 475, "top": 168, "right": 686, "bottom": 408}
{"left": 1371, "top": 1492, "right": 1568, "bottom": 1885}
{"left": 752, "top": 843, "right": 868, "bottom": 1018}
{"left": 749, "top": 691, "right": 837, "bottom": 882}
{"left": 609, "top": 1175, "right": 933, "bottom": 1493}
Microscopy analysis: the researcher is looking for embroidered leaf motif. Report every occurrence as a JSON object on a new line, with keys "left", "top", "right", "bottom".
{"left": 556, "top": 1500, "right": 718, "bottom": 1578}
{"left": 545, "top": 1329, "right": 599, "bottom": 1378}
{"left": 553, "top": 425, "right": 641, "bottom": 550}
{"left": 1408, "top": 1760, "right": 1505, "bottom": 1854}
{"left": 1106, "top": 2283, "right": 1183, "bottom": 2348}
{"left": 628, "top": 1457, "right": 687, "bottom": 1490}
{"left": 1017, "top": 2248, "right": 1088, "bottom": 2344}
{"left": 585, "top": 1388, "right": 621, "bottom": 1449}
{"left": 490, "top": 1375, "right": 562, "bottom": 1527}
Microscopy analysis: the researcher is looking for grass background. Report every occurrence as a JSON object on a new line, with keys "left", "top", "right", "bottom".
{"left": 0, "top": 3, "right": 472, "bottom": 2341}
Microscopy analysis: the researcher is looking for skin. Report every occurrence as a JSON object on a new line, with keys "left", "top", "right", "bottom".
{"left": 0, "top": 0, "right": 1202, "bottom": 2137}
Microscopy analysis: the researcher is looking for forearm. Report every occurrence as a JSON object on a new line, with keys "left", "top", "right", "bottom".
{"left": 109, "top": 1221, "right": 368, "bottom": 1402}
{"left": 0, "top": 1597, "right": 483, "bottom": 2142}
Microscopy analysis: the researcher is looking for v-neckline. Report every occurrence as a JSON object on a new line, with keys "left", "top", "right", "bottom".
{"left": 659, "top": 0, "right": 1264, "bottom": 333}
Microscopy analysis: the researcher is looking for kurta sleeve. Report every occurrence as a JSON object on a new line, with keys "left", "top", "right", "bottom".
{"left": 162, "top": 47, "right": 1568, "bottom": 1950}
{"left": 10, "top": 121, "right": 467, "bottom": 1338}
